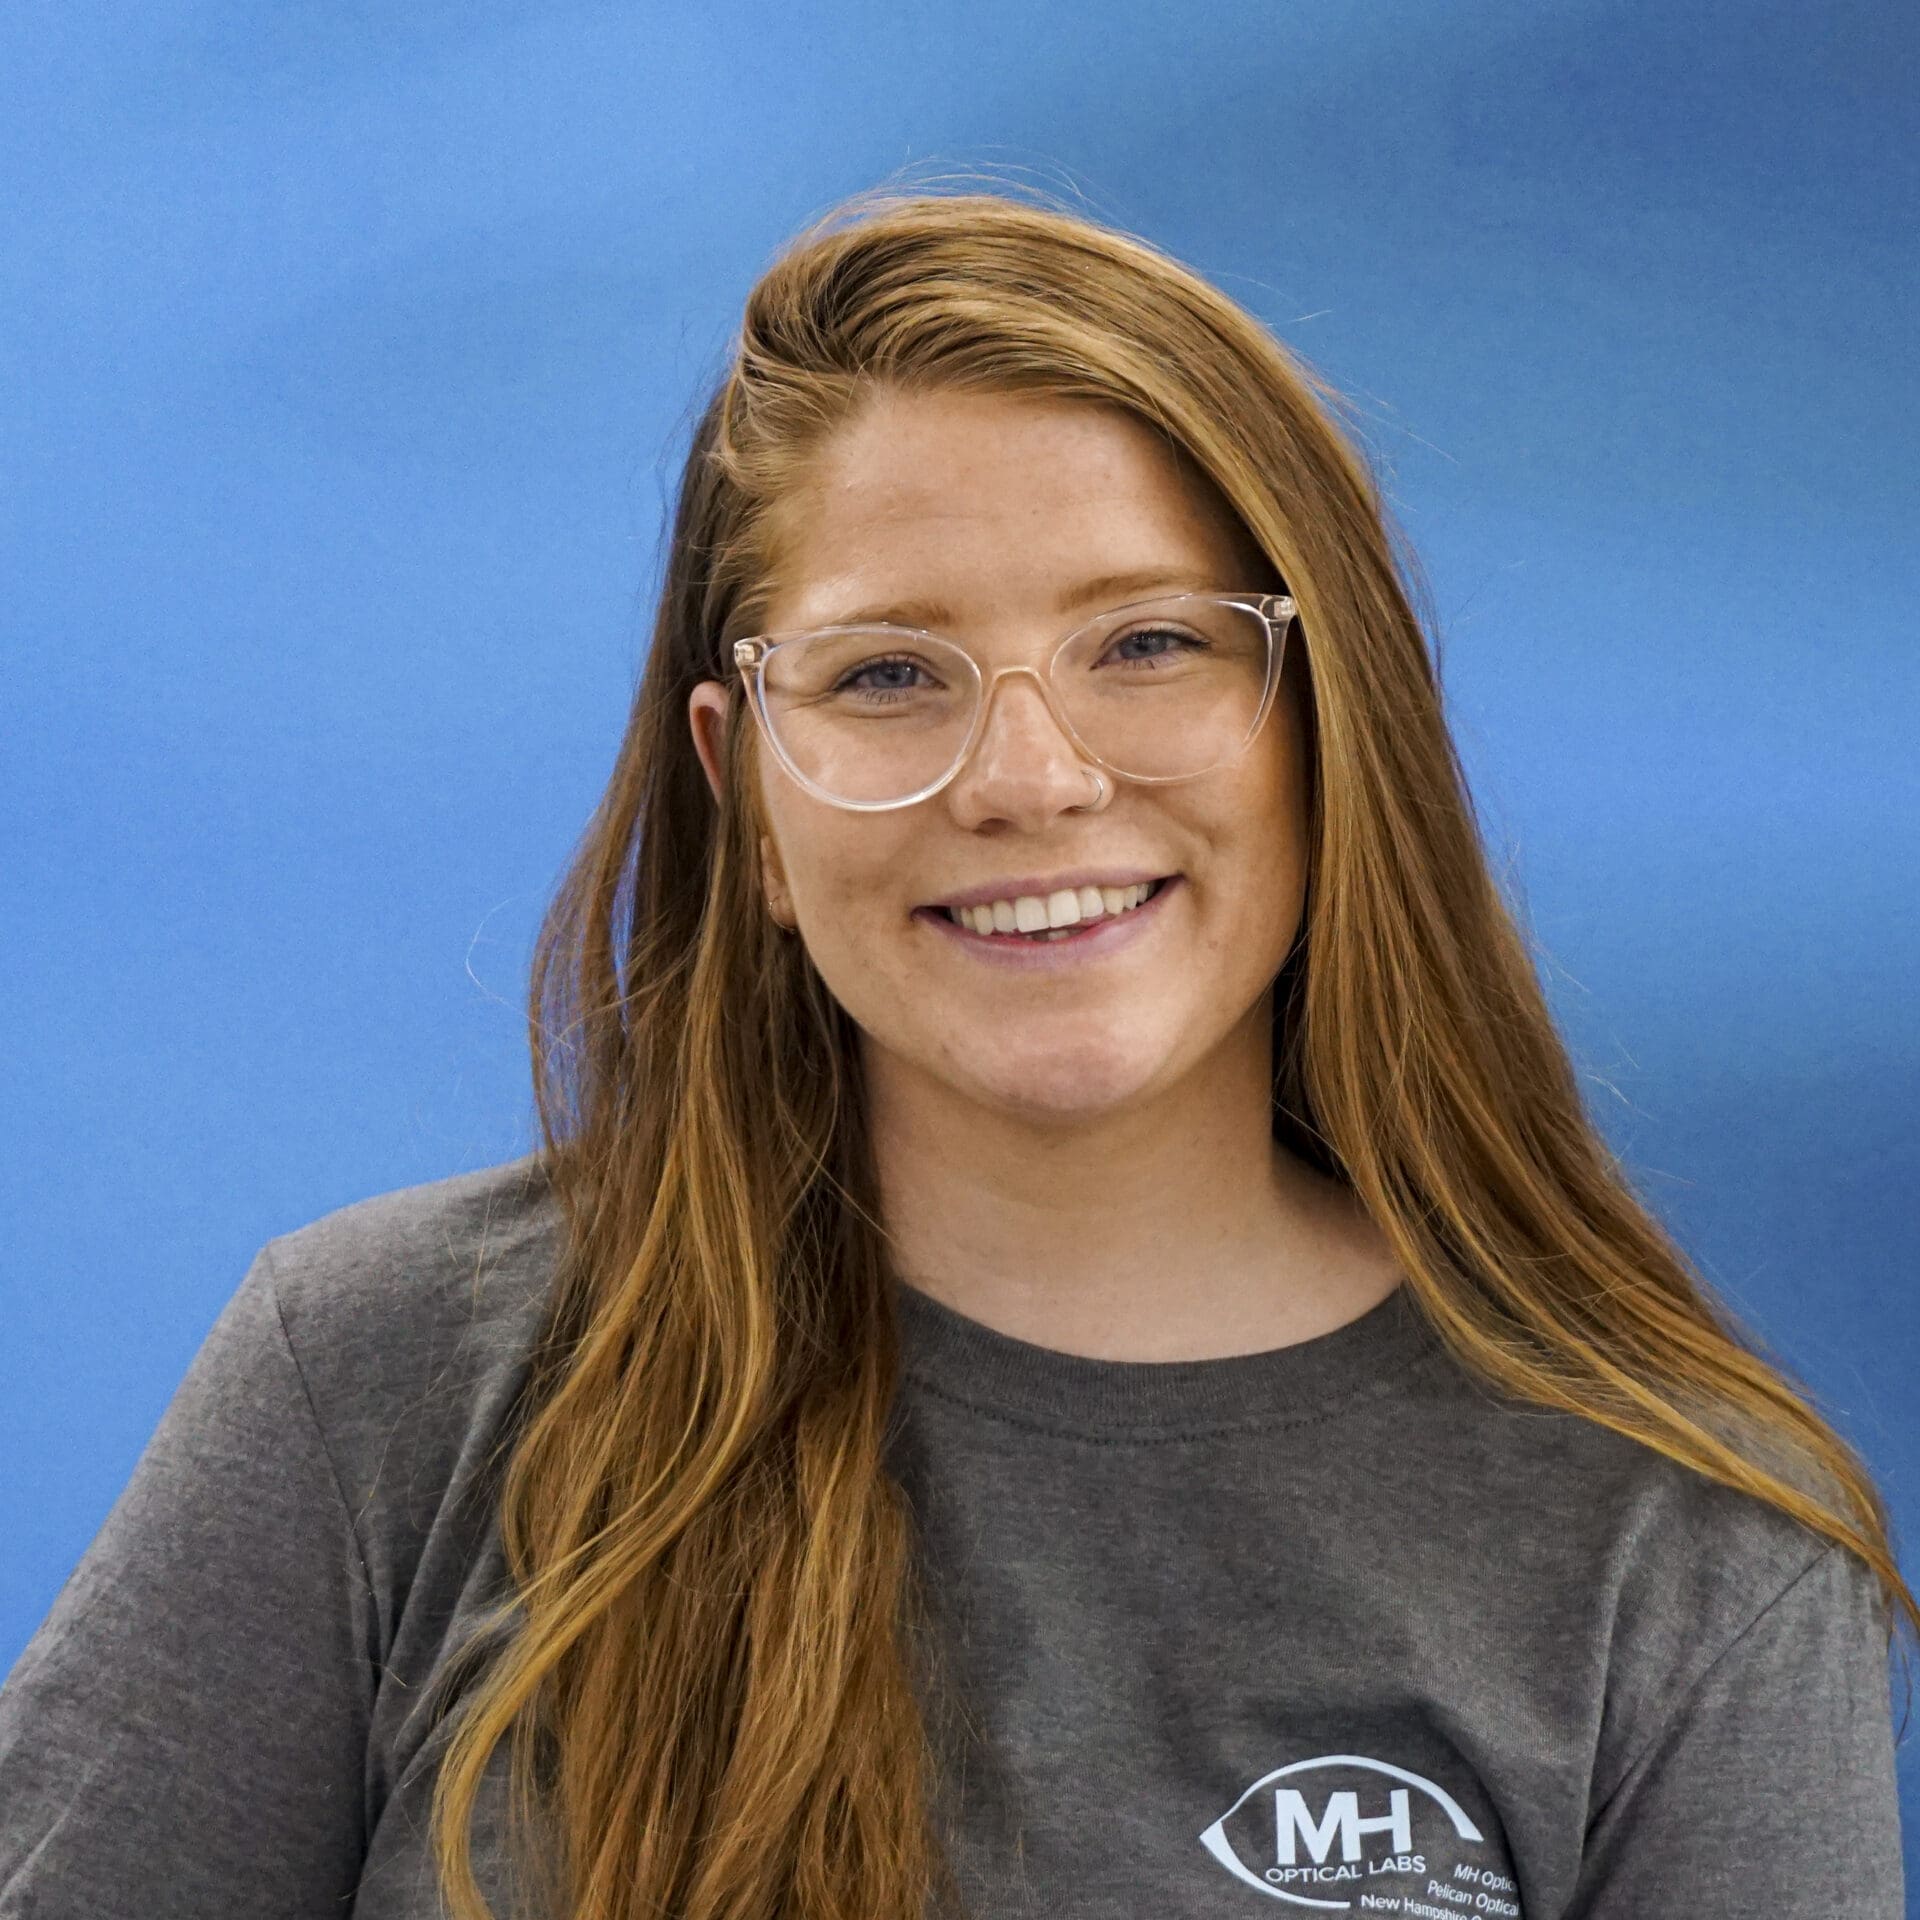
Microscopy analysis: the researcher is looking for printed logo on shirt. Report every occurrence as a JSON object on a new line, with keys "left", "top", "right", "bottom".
{"left": 1197, "top": 1753, "right": 1522, "bottom": 1915}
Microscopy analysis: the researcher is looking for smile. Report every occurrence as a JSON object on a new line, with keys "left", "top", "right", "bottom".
{"left": 912, "top": 876, "right": 1181, "bottom": 968}
{"left": 947, "top": 877, "right": 1169, "bottom": 938}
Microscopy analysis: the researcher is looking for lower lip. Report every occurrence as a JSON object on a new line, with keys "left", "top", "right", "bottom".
{"left": 912, "top": 877, "right": 1181, "bottom": 969}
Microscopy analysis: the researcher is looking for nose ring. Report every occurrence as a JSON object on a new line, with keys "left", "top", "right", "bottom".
{"left": 1071, "top": 767, "right": 1107, "bottom": 812}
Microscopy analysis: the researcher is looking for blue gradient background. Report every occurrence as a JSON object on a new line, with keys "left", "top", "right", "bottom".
{"left": 5, "top": 0, "right": 1916, "bottom": 1893}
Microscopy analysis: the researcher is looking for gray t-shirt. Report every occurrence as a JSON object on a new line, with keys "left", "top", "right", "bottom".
{"left": 0, "top": 1155, "right": 1904, "bottom": 1918}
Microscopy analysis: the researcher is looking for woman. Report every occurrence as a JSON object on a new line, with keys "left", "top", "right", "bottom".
{"left": 0, "top": 186, "right": 1909, "bottom": 1920}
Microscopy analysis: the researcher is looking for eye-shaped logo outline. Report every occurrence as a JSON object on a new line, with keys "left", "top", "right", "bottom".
{"left": 1197, "top": 1752, "right": 1486, "bottom": 1909}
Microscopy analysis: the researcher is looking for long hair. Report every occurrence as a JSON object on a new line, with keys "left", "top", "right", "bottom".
{"left": 428, "top": 182, "right": 1917, "bottom": 1920}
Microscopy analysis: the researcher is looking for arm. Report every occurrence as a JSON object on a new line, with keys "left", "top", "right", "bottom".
{"left": 0, "top": 1247, "right": 378, "bottom": 1918}
{"left": 1564, "top": 1541, "right": 1906, "bottom": 1917}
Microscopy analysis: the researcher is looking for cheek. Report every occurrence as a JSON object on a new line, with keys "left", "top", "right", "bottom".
{"left": 1207, "top": 753, "right": 1311, "bottom": 962}
{"left": 755, "top": 753, "right": 890, "bottom": 918}
{"left": 788, "top": 873, "right": 933, "bottom": 1047}
{"left": 1212, "top": 836, "right": 1308, "bottom": 968}
{"left": 769, "top": 805, "right": 921, "bottom": 935}
{"left": 1249, "top": 697, "right": 1313, "bottom": 878}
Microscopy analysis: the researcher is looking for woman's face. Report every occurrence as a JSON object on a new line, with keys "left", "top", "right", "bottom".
{"left": 688, "top": 386, "right": 1312, "bottom": 1127}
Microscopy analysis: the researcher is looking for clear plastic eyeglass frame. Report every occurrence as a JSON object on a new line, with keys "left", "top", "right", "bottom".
{"left": 730, "top": 589, "right": 1297, "bottom": 813}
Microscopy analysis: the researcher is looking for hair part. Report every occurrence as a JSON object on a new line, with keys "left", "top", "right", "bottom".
{"left": 422, "top": 178, "right": 1916, "bottom": 1920}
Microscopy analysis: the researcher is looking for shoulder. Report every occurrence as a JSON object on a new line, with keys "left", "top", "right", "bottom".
{"left": 1396, "top": 1337, "right": 1877, "bottom": 1724}
{"left": 1397, "top": 1328, "right": 1873, "bottom": 1658}
{"left": 253, "top": 1153, "right": 563, "bottom": 1555}
{"left": 1401, "top": 1324, "right": 1848, "bottom": 1569}
{"left": 260, "top": 1151, "right": 561, "bottom": 1377}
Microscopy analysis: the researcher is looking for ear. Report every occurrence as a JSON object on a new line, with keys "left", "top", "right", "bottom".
{"left": 688, "top": 681, "right": 730, "bottom": 805}
{"left": 688, "top": 681, "right": 797, "bottom": 931}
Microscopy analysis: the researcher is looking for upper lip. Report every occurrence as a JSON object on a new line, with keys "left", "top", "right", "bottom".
{"left": 923, "top": 869, "right": 1177, "bottom": 911}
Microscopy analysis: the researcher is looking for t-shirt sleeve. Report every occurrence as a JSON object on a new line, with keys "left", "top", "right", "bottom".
{"left": 1564, "top": 1540, "right": 1906, "bottom": 1918}
{"left": 0, "top": 1245, "right": 378, "bottom": 1917}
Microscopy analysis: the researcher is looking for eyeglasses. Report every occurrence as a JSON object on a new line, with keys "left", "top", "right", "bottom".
{"left": 731, "top": 590, "right": 1295, "bottom": 812}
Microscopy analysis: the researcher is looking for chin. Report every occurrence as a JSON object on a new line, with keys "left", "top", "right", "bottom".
{"left": 951, "top": 1038, "right": 1168, "bottom": 1122}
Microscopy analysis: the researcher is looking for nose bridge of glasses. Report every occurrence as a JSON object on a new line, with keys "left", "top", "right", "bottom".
{"left": 967, "top": 658, "right": 1088, "bottom": 765}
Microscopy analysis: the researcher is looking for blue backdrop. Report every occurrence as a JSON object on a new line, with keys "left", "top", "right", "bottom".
{"left": 5, "top": 0, "right": 1916, "bottom": 1891}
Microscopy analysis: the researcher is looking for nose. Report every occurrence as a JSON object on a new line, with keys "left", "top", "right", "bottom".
{"left": 941, "top": 667, "right": 1102, "bottom": 825}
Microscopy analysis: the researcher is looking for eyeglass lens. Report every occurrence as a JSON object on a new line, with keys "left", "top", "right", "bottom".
{"left": 756, "top": 597, "right": 1275, "bottom": 806}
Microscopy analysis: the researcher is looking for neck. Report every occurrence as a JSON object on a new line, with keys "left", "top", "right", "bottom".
{"left": 861, "top": 995, "right": 1401, "bottom": 1363}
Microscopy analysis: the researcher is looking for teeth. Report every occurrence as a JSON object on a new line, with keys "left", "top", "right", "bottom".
{"left": 951, "top": 880, "right": 1161, "bottom": 935}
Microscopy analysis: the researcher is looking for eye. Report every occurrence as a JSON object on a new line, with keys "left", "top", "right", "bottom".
{"left": 1106, "top": 623, "right": 1210, "bottom": 667}
{"left": 831, "top": 653, "right": 936, "bottom": 701}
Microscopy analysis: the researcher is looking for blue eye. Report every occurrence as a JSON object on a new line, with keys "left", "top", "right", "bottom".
{"left": 1108, "top": 624, "right": 1208, "bottom": 666}
{"left": 833, "top": 654, "right": 930, "bottom": 699}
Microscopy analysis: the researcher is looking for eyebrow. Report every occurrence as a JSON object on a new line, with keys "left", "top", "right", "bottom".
{"left": 815, "top": 566, "right": 1225, "bottom": 632}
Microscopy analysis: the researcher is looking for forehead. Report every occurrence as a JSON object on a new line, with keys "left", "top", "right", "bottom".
{"left": 758, "top": 387, "right": 1270, "bottom": 633}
